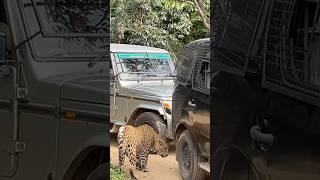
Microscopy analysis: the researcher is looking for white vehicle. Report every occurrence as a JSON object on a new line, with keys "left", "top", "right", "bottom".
{"left": 110, "top": 43, "right": 176, "bottom": 139}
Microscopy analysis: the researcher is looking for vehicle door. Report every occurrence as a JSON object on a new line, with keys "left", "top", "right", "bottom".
{"left": 0, "top": 27, "right": 18, "bottom": 176}
{"left": 110, "top": 53, "right": 121, "bottom": 122}
{"left": 110, "top": 53, "right": 128, "bottom": 124}
{"left": 173, "top": 43, "right": 197, "bottom": 130}
{"left": 189, "top": 41, "right": 210, "bottom": 155}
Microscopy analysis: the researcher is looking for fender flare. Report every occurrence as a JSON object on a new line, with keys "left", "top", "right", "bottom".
{"left": 61, "top": 133, "right": 108, "bottom": 180}
{"left": 129, "top": 104, "right": 164, "bottom": 121}
{"left": 213, "top": 144, "right": 262, "bottom": 180}
{"left": 175, "top": 108, "right": 192, "bottom": 135}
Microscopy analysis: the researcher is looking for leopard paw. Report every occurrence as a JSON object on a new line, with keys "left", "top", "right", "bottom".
{"left": 136, "top": 166, "right": 148, "bottom": 172}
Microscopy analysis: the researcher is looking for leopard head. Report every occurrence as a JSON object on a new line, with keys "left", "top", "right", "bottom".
{"left": 154, "top": 135, "right": 169, "bottom": 157}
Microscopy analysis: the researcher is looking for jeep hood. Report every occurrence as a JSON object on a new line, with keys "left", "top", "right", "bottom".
{"left": 59, "top": 74, "right": 108, "bottom": 104}
{"left": 124, "top": 83, "right": 174, "bottom": 100}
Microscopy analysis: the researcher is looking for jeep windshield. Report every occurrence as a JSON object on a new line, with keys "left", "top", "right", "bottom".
{"left": 19, "top": 0, "right": 107, "bottom": 60}
{"left": 115, "top": 53, "right": 175, "bottom": 80}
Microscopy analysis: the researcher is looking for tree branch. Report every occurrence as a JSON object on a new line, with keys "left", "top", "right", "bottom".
{"left": 192, "top": 0, "right": 210, "bottom": 30}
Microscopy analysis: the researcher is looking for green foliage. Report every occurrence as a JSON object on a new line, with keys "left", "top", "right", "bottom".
{"left": 110, "top": 165, "right": 128, "bottom": 180}
{"left": 111, "top": 0, "right": 209, "bottom": 60}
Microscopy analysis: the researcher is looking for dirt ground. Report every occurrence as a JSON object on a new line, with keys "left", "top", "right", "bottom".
{"left": 110, "top": 133, "right": 182, "bottom": 180}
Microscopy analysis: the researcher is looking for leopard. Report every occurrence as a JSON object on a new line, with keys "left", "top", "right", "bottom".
{"left": 117, "top": 124, "right": 169, "bottom": 180}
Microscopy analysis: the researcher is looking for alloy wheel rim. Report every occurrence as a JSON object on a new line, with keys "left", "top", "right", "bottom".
{"left": 181, "top": 141, "right": 192, "bottom": 174}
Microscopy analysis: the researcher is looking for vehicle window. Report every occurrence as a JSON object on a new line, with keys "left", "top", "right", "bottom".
{"left": 19, "top": 0, "right": 107, "bottom": 59}
{"left": 114, "top": 53, "right": 174, "bottom": 80}
{"left": 216, "top": 0, "right": 263, "bottom": 69}
{"left": 192, "top": 42, "right": 210, "bottom": 92}
{"left": 118, "top": 53, "right": 171, "bottom": 73}
{"left": 193, "top": 60, "right": 210, "bottom": 91}
{"left": 0, "top": 2, "right": 7, "bottom": 24}
{"left": 176, "top": 44, "right": 197, "bottom": 84}
{"left": 36, "top": 0, "right": 107, "bottom": 34}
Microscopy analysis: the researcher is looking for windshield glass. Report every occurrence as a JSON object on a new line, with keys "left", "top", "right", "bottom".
{"left": 19, "top": 0, "right": 107, "bottom": 59}
{"left": 115, "top": 53, "right": 175, "bottom": 80}
{"left": 37, "top": 0, "right": 107, "bottom": 34}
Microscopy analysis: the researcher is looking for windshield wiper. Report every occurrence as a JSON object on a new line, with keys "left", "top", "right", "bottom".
{"left": 88, "top": 54, "right": 107, "bottom": 68}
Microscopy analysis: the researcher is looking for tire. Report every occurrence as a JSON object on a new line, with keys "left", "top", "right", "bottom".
{"left": 213, "top": 147, "right": 259, "bottom": 180}
{"left": 134, "top": 112, "right": 166, "bottom": 139}
{"left": 85, "top": 163, "right": 108, "bottom": 180}
{"left": 176, "top": 130, "right": 208, "bottom": 180}
{"left": 213, "top": 147, "right": 231, "bottom": 180}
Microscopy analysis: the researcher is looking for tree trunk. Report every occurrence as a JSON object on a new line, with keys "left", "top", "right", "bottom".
{"left": 192, "top": 0, "right": 210, "bottom": 30}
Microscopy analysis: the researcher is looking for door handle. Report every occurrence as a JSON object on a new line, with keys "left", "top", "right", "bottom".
{"left": 188, "top": 100, "right": 196, "bottom": 108}
{"left": 0, "top": 65, "right": 10, "bottom": 77}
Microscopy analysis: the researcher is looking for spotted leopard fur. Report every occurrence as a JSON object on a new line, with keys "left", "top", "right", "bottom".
{"left": 118, "top": 124, "right": 168, "bottom": 180}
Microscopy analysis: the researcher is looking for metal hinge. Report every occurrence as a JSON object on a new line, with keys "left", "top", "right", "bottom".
{"left": 0, "top": 65, "right": 10, "bottom": 77}
{"left": 15, "top": 141, "right": 26, "bottom": 153}
{"left": 17, "top": 87, "right": 28, "bottom": 99}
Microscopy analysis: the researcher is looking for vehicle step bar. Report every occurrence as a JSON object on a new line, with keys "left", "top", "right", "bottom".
{"left": 110, "top": 124, "right": 120, "bottom": 133}
{"left": 199, "top": 162, "right": 210, "bottom": 173}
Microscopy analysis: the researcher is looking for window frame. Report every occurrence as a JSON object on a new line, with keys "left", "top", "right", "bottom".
{"left": 215, "top": 0, "right": 264, "bottom": 76}
{"left": 191, "top": 58, "right": 210, "bottom": 95}
{"left": 176, "top": 43, "right": 197, "bottom": 86}
{"left": 191, "top": 41, "right": 210, "bottom": 95}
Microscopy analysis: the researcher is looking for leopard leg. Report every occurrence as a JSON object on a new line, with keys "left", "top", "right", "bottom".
{"left": 128, "top": 146, "right": 137, "bottom": 180}
{"left": 135, "top": 153, "right": 143, "bottom": 170}
{"left": 139, "top": 153, "right": 149, "bottom": 172}
{"left": 149, "top": 146, "right": 157, "bottom": 154}
{"left": 118, "top": 143, "right": 125, "bottom": 171}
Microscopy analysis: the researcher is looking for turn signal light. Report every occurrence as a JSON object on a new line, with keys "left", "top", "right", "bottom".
{"left": 65, "top": 111, "right": 76, "bottom": 119}
{"left": 162, "top": 101, "right": 171, "bottom": 109}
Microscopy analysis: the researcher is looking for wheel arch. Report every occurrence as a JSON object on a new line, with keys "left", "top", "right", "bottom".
{"left": 128, "top": 105, "right": 164, "bottom": 125}
{"left": 62, "top": 134, "right": 108, "bottom": 180}
{"left": 175, "top": 109, "right": 191, "bottom": 139}
{"left": 175, "top": 122, "right": 189, "bottom": 140}
{"left": 213, "top": 144, "right": 262, "bottom": 180}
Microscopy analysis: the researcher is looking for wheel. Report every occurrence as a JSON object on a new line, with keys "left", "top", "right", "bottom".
{"left": 85, "top": 163, "right": 108, "bottom": 180}
{"left": 213, "top": 147, "right": 259, "bottom": 180}
{"left": 134, "top": 112, "right": 166, "bottom": 139}
{"left": 176, "top": 130, "right": 208, "bottom": 180}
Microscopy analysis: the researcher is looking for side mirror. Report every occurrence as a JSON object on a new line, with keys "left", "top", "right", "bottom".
{"left": 186, "top": 80, "right": 192, "bottom": 87}
{"left": 0, "top": 32, "right": 6, "bottom": 65}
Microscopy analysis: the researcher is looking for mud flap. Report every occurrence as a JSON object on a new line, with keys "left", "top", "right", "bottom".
{"left": 158, "top": 122, "right": 167, "bottom": 139}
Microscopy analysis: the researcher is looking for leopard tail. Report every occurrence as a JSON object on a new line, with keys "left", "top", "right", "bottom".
{"left": 118, "top": 125, "right": 126, "bottom": 170}
{"left": 118, "top": 125, "right": 126, "bottom": 145}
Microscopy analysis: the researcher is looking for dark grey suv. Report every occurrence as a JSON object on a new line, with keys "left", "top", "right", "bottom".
{"left": 173, "top": 38, "right": 210, "bottom": 180}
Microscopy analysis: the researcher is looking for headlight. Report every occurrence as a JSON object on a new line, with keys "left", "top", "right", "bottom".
{"left": 161, "top": 100, "right": 172, "bottom": 114}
